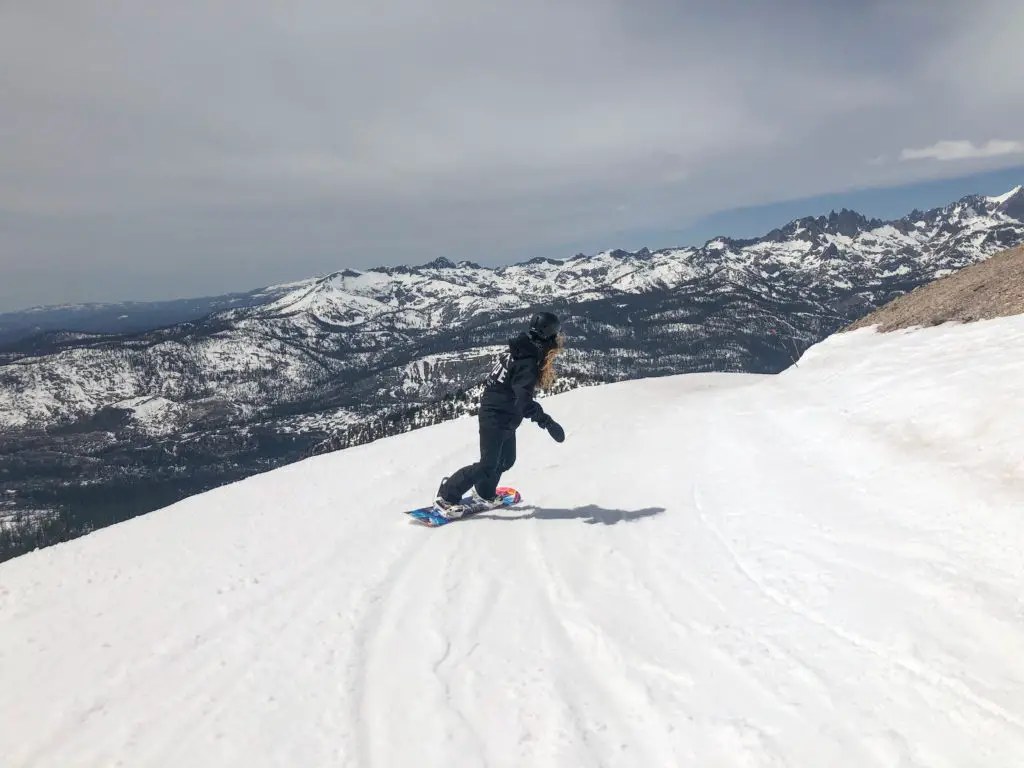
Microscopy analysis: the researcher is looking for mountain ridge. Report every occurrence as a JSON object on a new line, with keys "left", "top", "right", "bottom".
{"left": 5, "top": 185, "right": 1022, "bottom": 335}
{"left": 1, "top": 185, "right": 1021, "bottom": 560}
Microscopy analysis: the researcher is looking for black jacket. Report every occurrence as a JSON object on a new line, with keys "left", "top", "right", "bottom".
{"left": 479, "top": 332, "right": 549, "bottom": 429}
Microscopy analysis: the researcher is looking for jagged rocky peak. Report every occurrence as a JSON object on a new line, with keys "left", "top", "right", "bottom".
{"left": 827, "top": 209, "right": 882, "bottom": 237}
{"left": 605, "top": 248, "right": 648, "bottom": 260}
{"left": 950, "top": 194, "right": 994, "bottom": 217}
{"left": 420, "top": 256, "right": 458, "bottom": 270}
{"left": 773, "top": 209, "right": 878, "bottom": 240}
{"left": 762, "top": 217, "right": 816, "bottom": 242}
{"left": 920, "top": 188, "right": 1024, "bottom": 222}
{"left": 520, "top": 256, "right": 564, "bottom": 266}
{"left": 994, "top": 185, "right": 1024, "bottom": 219}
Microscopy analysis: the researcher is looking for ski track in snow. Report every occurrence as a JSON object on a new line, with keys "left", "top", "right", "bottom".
{"left": 2, "top": 318, "right": 1024, "bottom": 766}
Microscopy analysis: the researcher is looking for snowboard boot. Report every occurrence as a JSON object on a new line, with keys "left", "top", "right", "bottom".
{"left": 434, "top": 478, "right": 466, "bottom": 519}
{"left": 470, "top": 487, "right": 503, "bottom": 508}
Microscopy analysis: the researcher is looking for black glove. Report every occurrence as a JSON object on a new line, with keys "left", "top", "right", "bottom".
{"left": 537, "top": 414, "right": 565, "bottom": 442}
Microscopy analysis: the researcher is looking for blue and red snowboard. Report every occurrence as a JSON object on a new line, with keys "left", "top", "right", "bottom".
{"left": 405, "top": 486, "right": 522, "bottom": 527}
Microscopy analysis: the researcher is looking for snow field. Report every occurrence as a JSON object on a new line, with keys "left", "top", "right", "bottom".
{"left": 1, "top": 317, "right": 1023, "bottom": 766}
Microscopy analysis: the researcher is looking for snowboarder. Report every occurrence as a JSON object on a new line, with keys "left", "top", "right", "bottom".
{"left": 434, "top": 311, "right": 566, "bottom": 518}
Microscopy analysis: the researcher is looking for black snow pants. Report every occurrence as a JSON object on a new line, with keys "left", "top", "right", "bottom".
{"left": 439, "top": 417, "right": 517, "bottom": 503}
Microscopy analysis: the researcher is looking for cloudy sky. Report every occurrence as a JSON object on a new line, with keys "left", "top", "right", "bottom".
{"left": 2, "top": 0, "right": 1023, "bottom": 311}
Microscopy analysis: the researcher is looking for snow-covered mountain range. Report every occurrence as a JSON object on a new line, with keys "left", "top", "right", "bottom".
{"left": 3, "top": 185, "right": 1021, "bottom": 430}
{"left": 0, "top": 284, "right": 298, "bottom": 348}
{"left": 0, "top": 185, "right": 1021, "bottom": 559}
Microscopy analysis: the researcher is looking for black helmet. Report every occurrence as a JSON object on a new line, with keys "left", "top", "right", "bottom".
{"left": 528, "top": 311, "right": 560, "bottom": 342}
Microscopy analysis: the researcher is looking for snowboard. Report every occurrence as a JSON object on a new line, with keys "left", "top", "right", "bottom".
{"left": 405, "top": 486, "right": 522, "bottom": 527}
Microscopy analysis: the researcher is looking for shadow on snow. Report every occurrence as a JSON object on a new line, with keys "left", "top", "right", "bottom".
{"left": 473, "top": 504, "right": 666, "bottom": 525}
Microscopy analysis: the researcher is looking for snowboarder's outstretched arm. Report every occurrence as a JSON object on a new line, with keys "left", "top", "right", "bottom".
{"left": 508, "top": 360, "right": 565, "bottom": 442}
{"left": 507, "top": 358, "right": 544, "bottom": 422}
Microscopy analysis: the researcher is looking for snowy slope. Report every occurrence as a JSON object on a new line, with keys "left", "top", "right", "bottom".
{"left": 2, "top": 316, "right": 1024, "bottom": 767}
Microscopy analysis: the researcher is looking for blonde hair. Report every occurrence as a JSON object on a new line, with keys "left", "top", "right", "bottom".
{"left": 537, "top": 333, "right": 565, "bottom": 391}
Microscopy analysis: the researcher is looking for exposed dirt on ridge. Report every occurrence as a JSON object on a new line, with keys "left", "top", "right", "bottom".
{"left": 845, "top": 245, "right": 1024, "bottom": 332}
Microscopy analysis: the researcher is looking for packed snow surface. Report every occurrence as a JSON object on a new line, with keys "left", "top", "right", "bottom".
{"left": 2, "top": 317, "right": 1023, "bottom": 767}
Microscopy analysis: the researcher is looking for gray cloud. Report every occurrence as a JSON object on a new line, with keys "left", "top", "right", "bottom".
{"left": 1, "top": 0, "right": 1023, "bottom": 309}
{"left": 900, "top": 140, "right": 1024, "bottom": 162}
